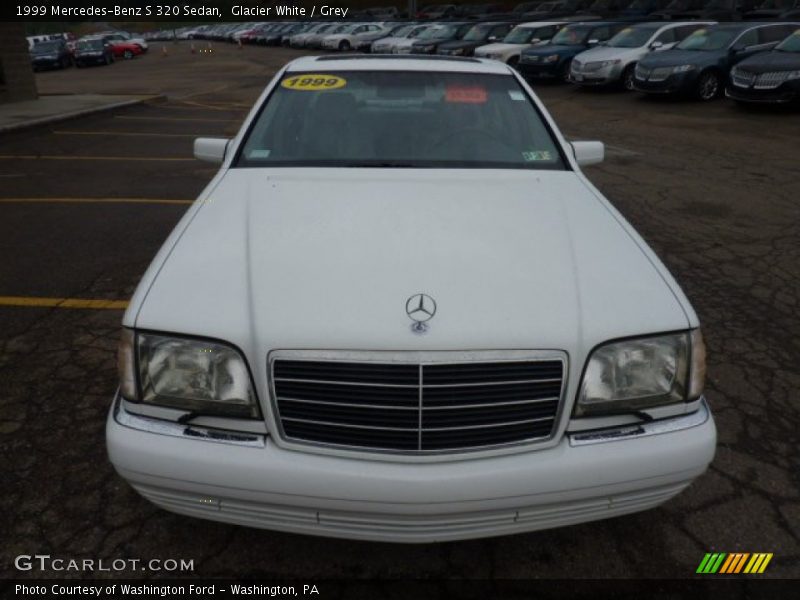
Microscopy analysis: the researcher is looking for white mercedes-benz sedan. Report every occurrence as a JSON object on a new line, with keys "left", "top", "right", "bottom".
{"left": 107, "top": 55, "right": 716, "bottom": 543}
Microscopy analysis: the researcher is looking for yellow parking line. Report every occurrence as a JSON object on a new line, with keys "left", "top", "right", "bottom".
{"left": 116, "top": 115, "right": 238, "bottom": 123}
{"left": 0, "top": 197, "right": 192, "bottom": 205}
{"left": 54, "top": 130, "right": 205, "bottom": 138}
{"left": 0, "top": 155, "right": 195, "bottom": 162}
{"left": 0, "top": 296, "right": 129, "bottom": 310}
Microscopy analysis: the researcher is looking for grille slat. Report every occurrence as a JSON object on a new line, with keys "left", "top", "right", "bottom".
{"left": 272, "top": 355, "right": 564, "bottom": 454}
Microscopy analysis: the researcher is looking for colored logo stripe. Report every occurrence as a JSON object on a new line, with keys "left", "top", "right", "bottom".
{"left": 744, "top": 553, "right": 773, "bottom": 574}
{"left": 697, "top": 553, "right": 773, "bottom": 574}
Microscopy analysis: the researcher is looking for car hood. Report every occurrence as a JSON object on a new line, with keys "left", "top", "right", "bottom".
{"left": 575, "top": 45, "right": 640, "bottom": 62}
{"left": 736, "top": 50, "right": 800, "bottom": 72}
{"left": 639, "top": 48, "right": 720, "bottom": 68}
{"left": 439, "top": 40, "right": 486, "bottom": 51}
{"left": 134, "top": 169, "right": 691, "bottom": 359}
{"left": 475, "top": 42, "right": 527, "bottom": 54}
{"left": 524, "top": 44, "right": 586, "bottom": 57}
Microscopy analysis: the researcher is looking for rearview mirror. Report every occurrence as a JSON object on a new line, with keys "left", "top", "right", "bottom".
{"left": 194, "top": 137, "right": 229, "bottom": 164}
{"left": 571, "top": 141, "right": 605, "bottom": 166}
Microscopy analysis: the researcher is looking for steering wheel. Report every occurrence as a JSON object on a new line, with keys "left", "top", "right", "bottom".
{"left": 429, "top": 127, "right": 513, "bottom": 155}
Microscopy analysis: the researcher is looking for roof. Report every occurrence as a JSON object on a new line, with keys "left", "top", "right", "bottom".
{"left": 285, "top": 55, "right": 513, "bottom": 75}
{"left": 517, "top": 21, "right": 568, "bottom": 28}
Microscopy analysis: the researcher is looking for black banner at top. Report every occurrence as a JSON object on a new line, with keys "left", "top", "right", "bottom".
{"left": 0, "top": 0, "right": 424, "bottom": 23}
{"left": 1, "top": 1, "right": 396, "bottom": 22}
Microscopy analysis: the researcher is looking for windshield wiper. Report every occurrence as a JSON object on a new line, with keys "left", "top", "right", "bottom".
{"left": 341, "top": 161, "right": 422, "bottom": 168}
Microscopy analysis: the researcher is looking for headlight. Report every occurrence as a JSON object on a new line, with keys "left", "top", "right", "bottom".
{"left": 543, "top": 54, "right": 559, "bottom": 63}
{"left": 451, "top": 48, "right": 464, "bottom": 56}
{"left": 672, "top": 65, "right": 695, "bottom": 73}
{"left": 575, "top": 330, "right": 705, "bottom": 417}
{"left": 418, "top": 44, "right": 435, "bottom": 52}
{"left": 785, "top": 70, "right": 800, "bottom": 81}
{"left": 120, "top": 331, "right": 259, "bottom": 418}
{"left": 595, "top": 60, "right": 621, "bottom": 68}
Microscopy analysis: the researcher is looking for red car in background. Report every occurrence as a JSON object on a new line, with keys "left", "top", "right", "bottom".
{"left": 108, "top": 40, "right": 144, "bottom": 59}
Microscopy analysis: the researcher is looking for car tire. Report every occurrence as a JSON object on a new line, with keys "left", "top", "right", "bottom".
{"left": 559, "top": 60, "right": 572, "bottom": 83}
{"left": 123, "top": 49, "right": 133, "bottom": 60}
{"left": 339, "top": 40, "right": 351, "bottom": 52}
{"left": 696, "top": 70, "right": 721, "bottom": 101}
{"left": 622, "top": 64, "right": 636, "bottom": 91}
{"left": 104, "top": 55, "right": 111, "bottom": 65}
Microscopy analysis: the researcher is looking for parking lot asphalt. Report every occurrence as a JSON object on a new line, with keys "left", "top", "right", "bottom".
{"left": 1, "top": 42, "right": 798, "bottom": 580}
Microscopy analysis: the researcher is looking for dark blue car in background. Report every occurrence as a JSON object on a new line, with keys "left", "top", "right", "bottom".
{"left": 633, "top": 22, "right": 800, "bottom": 99}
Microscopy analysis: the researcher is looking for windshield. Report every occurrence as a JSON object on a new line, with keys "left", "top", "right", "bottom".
{"left": 677, "top": 28, "right": 739, "bottom": 51}
{"left": 237, "top": 71, "right": 565, "bottom": 170}
{"left": 551, "top": 26, "right": 592, "bottom": 45}
{"left": 419, "top": 25, "right": 459, "bottom": 39}
{"left": 77, "top": 40, "right": 103, "bottom": 51}
{"left": 504, "top": 27, "right": 542, "bottom": 44}
{"left": 32, "top": 41, "right": 61, "bottom": 53}
{"left": 389, "top": 25, "right": 416, "bottom": 37}
{"left": 463, "top": 25, "right": 493, "bottom": 41}
{"left": 776, "top": 29, "right": 800, "bottom": 51}
{"left": 332, "top": 24, "right": 358, "bottom": 34}
{"left": 514, "top": 1, "right": 543, "bottom": 10}
{"left": 607, "top": 26, "right": 660, "bottom": 48}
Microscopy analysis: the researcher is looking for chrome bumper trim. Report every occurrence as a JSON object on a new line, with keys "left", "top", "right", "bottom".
{"left": 113, "top": 394, "right": 266, "bottom": 448}
{"left": 568, "top": 398, "right": 710, "bottom": 446}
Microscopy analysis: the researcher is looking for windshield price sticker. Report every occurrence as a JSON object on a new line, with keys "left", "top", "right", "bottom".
{"left": 445, "top": 86, "right": 488, "bottom": 104}
{"left": 281, "top": 75, "right": 347, "bottom": 91}
{"left": 522, "top": 150, "right": 553, "bottom": 162}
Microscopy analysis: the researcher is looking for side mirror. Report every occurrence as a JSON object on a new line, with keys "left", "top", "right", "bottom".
{"left": 587, "top": 38, "right": 600, "bottom": 46}
{"left": 650, "top": 41, "right": 663, "bottom": 50}
{"left": 488, "top": 36, "right": 498, "bottom": 42}
{"left": 530, "top": 37, "right": 542, "bottom": 44}
{"left": 571, "top": 141, "right": 605, "bottom": 166}
{"left": 194, "top": 137, "right": 229, "bottom": 164}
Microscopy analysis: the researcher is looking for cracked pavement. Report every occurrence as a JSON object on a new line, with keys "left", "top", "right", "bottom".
{"left": 0, "top": 43, "right": 798, "bottom": 580}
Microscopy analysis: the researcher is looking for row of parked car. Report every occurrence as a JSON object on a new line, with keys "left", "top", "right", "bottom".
{"left": 29, "top": 31, "right": 148, "bottom": 71}
{"left": 162, "top": 17, "right": 799, "bottom": 104}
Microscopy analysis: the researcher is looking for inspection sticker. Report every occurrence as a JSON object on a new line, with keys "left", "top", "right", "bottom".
{"left": 281, "top": 75, "right": 347, "bottom": 91}
{"left": 248, "top": 149, "right": 271, "bottom": 159}
{"left": 508, "top": 90, "right": 525, "bottom": 101}
{"left": 445, "top": 85, "right": 488, "bottom": 104}
{"left": 522, "top": 150, "right": 553, "bottom": 162}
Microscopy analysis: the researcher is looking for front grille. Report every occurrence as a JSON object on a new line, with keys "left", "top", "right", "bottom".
{"left": 754, "top": 71, "right": 789, "bottom": 90}
{"left": 731, "top": 68, "right": 756, "bottom": 88}
{"left": 648, "top": 67, "right": 673, "bottom": 82}
{"left": 270, "top": 352, "right": 565, "bottom": 454}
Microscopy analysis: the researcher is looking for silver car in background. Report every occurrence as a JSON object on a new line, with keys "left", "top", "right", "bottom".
{"left": 570, "top": 21, "right": 715, "bottom": 90}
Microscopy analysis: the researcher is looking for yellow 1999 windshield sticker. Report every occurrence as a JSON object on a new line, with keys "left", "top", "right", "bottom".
{"left": 281, "top": 75, "right": 347, "bottom": 91}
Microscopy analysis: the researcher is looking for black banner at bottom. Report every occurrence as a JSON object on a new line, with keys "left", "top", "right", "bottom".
{"left": 2, "top": 579, "right": 797, "bottom": 600}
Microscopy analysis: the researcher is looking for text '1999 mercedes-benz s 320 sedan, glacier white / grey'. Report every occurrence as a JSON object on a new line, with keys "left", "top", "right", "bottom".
{"left": 107, "top": 55, "right": 716, "bottom": 543}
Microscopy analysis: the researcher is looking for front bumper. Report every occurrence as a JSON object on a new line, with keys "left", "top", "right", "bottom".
{"left": 725, "top": 82, "right": 800, "bottom": 104}
{"left": 108, "top": 395, "right": 716, "bottom": 543}
{"left": 570, "top": 64, "right": 622, "bottom": 86}
{"left": 633, "top": 71, "right": 697, "bottom": 95}
{"left": 517, "top": 61, "right": 562, "bottom": 78}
